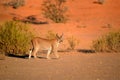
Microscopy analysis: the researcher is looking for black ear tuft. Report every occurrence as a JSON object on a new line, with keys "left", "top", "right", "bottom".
{"left": 56, "top": 33, "right": 60, "bottom": 38}
{"left": 60, "top": 33, "right": 63, "bottom": 38}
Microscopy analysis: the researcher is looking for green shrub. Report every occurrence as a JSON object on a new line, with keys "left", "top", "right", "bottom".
{"left": 92, "top": 31, "right": 120, "bottom": 53}
{"left": 46, "top": 30, "right": 56, "bottom": 40}
{"left": 4, "top": 0, "right": 25, "bottom": 9}
{"left": 0, "top": 21, "right": 33, "bottom": 56}
{"left": 67, "top": 36, "right": 79, "bottom": 50}
{"left": 42, "top": 0, "right": 68, "bottom": 23}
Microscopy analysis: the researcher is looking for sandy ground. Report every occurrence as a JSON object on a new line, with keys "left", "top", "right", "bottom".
{"left": 0, "top": 0, "right": 120, "bottom": 80}
{"left": 0, "top": 52, "right": 120, "bottom": 80}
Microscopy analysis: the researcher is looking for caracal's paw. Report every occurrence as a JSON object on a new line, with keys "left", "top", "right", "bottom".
{"left": 46, "top": 57, "right": 51, "bottom": 60}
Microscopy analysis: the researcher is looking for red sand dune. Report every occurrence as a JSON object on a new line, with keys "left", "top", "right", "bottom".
{"left": 0, "top": 0, "right": 120, "bottom": 49}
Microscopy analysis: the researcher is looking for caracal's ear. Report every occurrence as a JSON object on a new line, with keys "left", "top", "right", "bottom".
{"left": 56, "top": 33, "right": 59, "bottom": 39}
{"left": 56, "top": 33, "right": 63, "bottom": 39}
{"left": 60, "top": 33, "right": 63, "bottom": 38}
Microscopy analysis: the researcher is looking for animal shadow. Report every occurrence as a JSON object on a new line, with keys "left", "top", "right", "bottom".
{"left": 77, "top": 49, "right": 95, "bottom": 54}
{"left": 37, "top": 56, "right": 47, "bottom": 59}
{"left": 7, "top": 54, "right": 28, "bottom": 59}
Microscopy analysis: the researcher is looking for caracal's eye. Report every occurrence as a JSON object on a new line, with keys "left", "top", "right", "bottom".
{"left": 59, "top": 39, "right": 63, "bottom": 43}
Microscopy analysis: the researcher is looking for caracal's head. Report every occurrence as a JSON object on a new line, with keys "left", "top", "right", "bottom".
{"left": 56, "top": 34, "right": 64, "bottom": 43}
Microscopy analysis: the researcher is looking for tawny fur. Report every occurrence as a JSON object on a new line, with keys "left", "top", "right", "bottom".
{"left": 29, "top": 34, "right": 63, "bottom": 59}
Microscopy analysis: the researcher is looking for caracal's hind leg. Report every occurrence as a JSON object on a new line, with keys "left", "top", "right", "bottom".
{"left": 28, "top": 49, "right": 32, "bottom": 59}
{"left": 46, "top": 47, "right": 52, "bottom": 59}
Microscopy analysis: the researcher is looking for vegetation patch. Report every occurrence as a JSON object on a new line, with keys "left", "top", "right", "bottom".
{"left": 0, "top": 21, "right": 33, "bottom": 56}
{"left": 67, "top": 36, "right": 79, "bottom": 50}
{"left": 3, "top": 0, "right": 25, "bottom": 9}
{"left": 46, "top": 30, "right": 56, "bottom": 40}
{"left": 92, "top": 31, "right": 120, "bottom": 53}
{"left": 42, "top": 0, "right": 68, "bottom": 23}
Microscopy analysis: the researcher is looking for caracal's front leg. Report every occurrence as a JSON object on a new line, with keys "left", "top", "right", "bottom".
{"left": 55, "top": 52, "right": 59, "bottom": 59}
{"left": 32, "top": 48, "right": 38, "bottom": 58}
{"left": 54, "top": 49, "right": 59, "bottom": 59}
{"left": 46, "top": 47, "right": 52, "bottom": 59}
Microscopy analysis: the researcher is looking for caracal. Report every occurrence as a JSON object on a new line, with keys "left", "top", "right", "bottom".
{"left": 28, "top": 34, "right": 63, "bottom": 59}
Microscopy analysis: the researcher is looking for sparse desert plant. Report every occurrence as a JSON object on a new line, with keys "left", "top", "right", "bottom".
{"left": 3, "top": 0, "right": 25, "bottom": 9}
{"left": 0, "top": 21, "right": 33, "bottom": 56}
{"left": 98, "top": 0, "right": 104, "bottom": 4}
{"left": 46, "top": 30, "right": 56, "bottom": 40}
{"left": 42, "top": 0, "right": 68, "bottom": 23}
{"left": 92, "top": 31, "right": 120, "bottom": 53}
{"left": 67, "top": 36, "right": 79, "bottom": 50}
